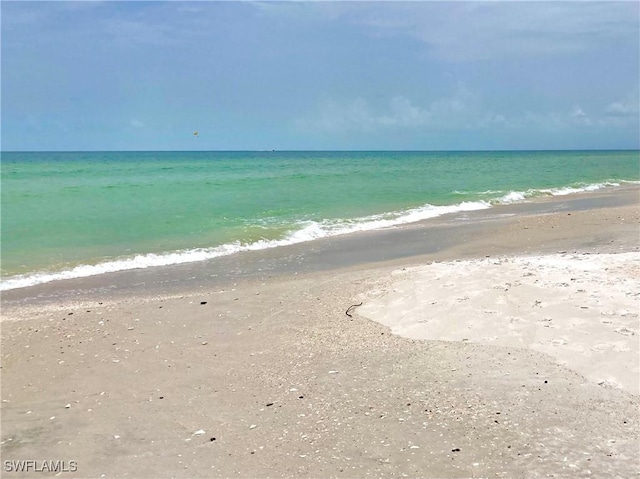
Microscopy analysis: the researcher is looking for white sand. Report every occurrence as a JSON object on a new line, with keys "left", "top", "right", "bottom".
{"left": 359, "top": 252, "right": 640, "bottom": 394}
{"left": 3, "top": 196, "right": 638, "bottom": 478}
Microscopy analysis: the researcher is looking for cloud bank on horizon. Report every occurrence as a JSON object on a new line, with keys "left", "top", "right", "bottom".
{"left": 2, "top": 1, "right": 638, "bottom": 151}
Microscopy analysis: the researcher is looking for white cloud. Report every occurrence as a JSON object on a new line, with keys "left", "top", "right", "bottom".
{"left": 597, "top": 90, "right": 640, "bottom": 127}
{"left": 387, "top": 96, "right": 431, "bottom": 127}
{"left": 247, "top": 1, "right": 637, "bottom": 62}
{"left": 356, "top": 2, "right": 639, "bottom": 61}
{"left": 300, "top": 85, "right": 507, "bottom": 133}
{"left": 605, "top": 102, "right": 636, "bottom": 117}
{"left": 571, "top": 106, "right": 591, "bottom": 126}
{"left": 300, "top": 89, "right": 640, "bottom": 135}
{"left": 604, "top": 91, "right": 639, "bottom": 118}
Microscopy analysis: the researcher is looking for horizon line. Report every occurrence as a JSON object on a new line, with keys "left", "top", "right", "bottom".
{"left": 3, "top": 148, "right": 639, "bottom": 154}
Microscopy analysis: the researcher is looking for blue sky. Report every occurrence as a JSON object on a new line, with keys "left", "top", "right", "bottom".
{"left": 2, "top": 1, "right": 639, "bottom": 151}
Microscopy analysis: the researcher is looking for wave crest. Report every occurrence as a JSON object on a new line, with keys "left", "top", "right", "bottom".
{"left": 1, "top": 180, "right": 633, "bottom": 291}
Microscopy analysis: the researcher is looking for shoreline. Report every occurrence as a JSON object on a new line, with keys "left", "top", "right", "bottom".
{"left": 2, "top": 184, "right": 638, "bottom": 314}
{"left": 2, "top": 182, "right": 638, "bottom": 296}
{"left": 1, "top": 186, "right": 639, "bottom": 478}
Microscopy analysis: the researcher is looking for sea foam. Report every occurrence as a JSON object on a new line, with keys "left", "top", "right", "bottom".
{"left": 493, "top": 181, "right": 623, "bottom": 204}
{"left": 1, "top": 200, "right": 491, "bottom": 291}
{"left": 0, "top": 180, "right": 630, "bottom": 291}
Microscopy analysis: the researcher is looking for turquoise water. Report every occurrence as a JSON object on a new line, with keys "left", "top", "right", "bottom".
{"left": 2, "top": 150, "right": 638, "bottom": 289}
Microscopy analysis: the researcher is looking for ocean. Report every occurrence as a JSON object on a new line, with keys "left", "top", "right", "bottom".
{"left": 2, "top": 150, "right": 638, "bottom": 291}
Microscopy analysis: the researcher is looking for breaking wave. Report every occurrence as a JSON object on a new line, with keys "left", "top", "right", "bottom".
{"left": 1, "top": 180, "right": 634, "bottom": 291}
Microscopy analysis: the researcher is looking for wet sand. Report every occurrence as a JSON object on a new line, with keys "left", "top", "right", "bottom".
{"left": 1, "top": 186, "right": 639, "bottom": 478}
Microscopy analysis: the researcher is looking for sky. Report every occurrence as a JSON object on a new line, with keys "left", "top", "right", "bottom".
{"left": 1, "top": 1, "right": 639, "bottom": 151}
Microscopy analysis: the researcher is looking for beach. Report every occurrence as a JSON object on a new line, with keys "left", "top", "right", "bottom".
{"left": 1, "top": 186, "right": 639, "bottom": 478}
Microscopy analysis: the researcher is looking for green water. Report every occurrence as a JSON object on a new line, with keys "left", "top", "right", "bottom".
{"left": 1, "top": 150, "right": 638, "bottom": 287}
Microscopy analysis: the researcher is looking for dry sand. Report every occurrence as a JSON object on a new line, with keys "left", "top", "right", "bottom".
{"left": 1, "top": 188, "right": 639, "bottom": 478}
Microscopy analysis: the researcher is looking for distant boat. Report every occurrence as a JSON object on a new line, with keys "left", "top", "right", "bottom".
{"left": 193, "top": 131, "right": 199, "bottom": 137}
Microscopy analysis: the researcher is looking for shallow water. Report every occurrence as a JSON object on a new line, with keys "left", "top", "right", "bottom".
{"left": 2, "top": 150, "right": 638, "bottom": 289}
